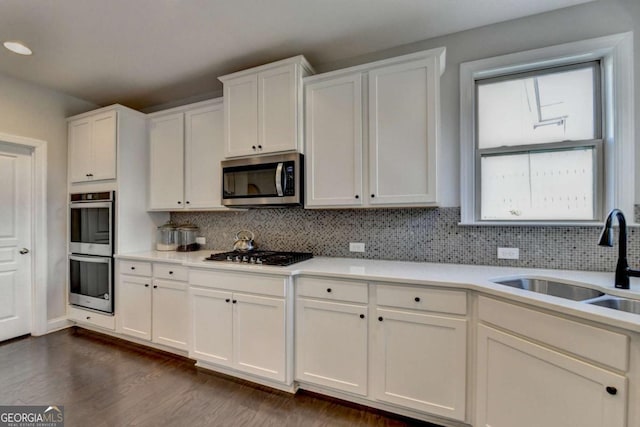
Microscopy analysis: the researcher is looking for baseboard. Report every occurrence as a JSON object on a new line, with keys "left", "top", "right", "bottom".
{"left": 46, "top": 317, "right": 72, "bottom": 334}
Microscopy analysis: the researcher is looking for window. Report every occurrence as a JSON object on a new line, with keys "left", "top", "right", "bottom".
{"left": 476, "top": 62, "right": 602, "bottom": 221}
{"left": 460, "top": 33, "right": 635, "bottom": 225}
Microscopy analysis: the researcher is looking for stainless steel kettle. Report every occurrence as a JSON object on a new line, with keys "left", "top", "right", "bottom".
{"left": 233, "top": 230, "right": 256, "bottom": 252}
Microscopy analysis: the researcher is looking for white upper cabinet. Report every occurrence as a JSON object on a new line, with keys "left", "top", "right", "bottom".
{"left": 68, "top": 110, "right": 117, "bottom": 183}
{"left": 305, "top": 74, "right": 363, "bottom": 207}
{"left": 304, "top": 47, "right": 445, "bottom": 208}
{"left": 148, "top": 98, "right": 226, "bottom": 211}
{"left": 220, "top": 56, "right": 314, "bottom": 158}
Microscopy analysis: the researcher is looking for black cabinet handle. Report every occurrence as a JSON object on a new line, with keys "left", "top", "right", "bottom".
{"left": 232, "top": 300, "right": 237, "bottom": 304}
{"left": 153, "top": 285, "right": 157, "bottom": 289}
{"left": 360, "top": 314, "right": 365, "bottom": 319}
{"left": 378, "top": 316, "right": 383, "bottom": 322}
{"left": 606, "top": 386, "right": 618, "bottom": 395}
{"left": 415, "top": 297, "right": 421, "bottom": 302}
{"left": 225, "top": 298, "right": 230, "bottom": 303}
{"left": 144, "top": 284, "right": 149, "bottom": 287}
{"left": 326, "top": 288, "right": 332, "bottom": 293}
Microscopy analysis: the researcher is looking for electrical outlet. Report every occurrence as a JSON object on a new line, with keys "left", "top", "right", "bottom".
{"left": 497, "top": 247, "right": 519, "bottom": 260}
{"left": 349, "top": 242, "right": 365, "bottom": 252}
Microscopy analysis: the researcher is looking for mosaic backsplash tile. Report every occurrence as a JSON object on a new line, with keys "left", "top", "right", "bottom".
{"left": 172, "top": 206, "right": 640, "bottom": 273}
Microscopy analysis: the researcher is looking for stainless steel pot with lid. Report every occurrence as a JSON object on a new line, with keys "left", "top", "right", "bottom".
{"left": 233, "top": 230, "right": 256, "bottom": 252}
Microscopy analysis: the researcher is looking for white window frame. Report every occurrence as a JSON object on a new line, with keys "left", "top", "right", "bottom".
{"left": 460, "top": 32, "right": 634, "bottom": 226}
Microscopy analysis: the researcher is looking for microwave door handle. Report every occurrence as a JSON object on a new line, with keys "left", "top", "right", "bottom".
{"left": 275, "top": 162, "right": 284, "bottom": 196}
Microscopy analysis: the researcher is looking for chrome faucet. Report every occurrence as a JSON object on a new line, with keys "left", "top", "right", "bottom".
{"left": 598, "top": 209, "right": 640, "bottom": 289}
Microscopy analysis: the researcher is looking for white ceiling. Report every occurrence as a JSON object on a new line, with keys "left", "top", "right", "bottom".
{"left": 0, "top": 0, "right": 595, "bottom": 110}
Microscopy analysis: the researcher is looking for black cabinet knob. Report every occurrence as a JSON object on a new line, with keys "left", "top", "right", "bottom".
{"left": 252, "top": 145, "right": 256, "bottom": 150}
{"left": 326, "top": 288, "right": 332, "bottom": 293}
{"left": 359, "top": 314, "right": 365, "bottom": 319}
{"left": 86, "top": 316, "right": 91, "bottom": 320}
{"left": 153, "top": 285, "right": 157, "bottom": 289}
{"left": 414, "top": 297, "right": 421, "bottom": 302}
{"left": 232, "top": 300, "right": 237, "bottom": 304}
{"left": 169, "top": 271, "right": 173, "bottom": 275}
{"left": 371, "top": 194, "right": 375, "bottom": 198}
{"left": 186, "top": 201, "right": 190, "bottom": 204}
{"left": 225, "top": 298, "right": 230, "bottom": 303}
{"left": 355, "top": 195, "right": 359, "bottom": 199}
{"left": 606, "top": 386, "right": 618, "bottom": 395}
{"left": 258, "top": 145, "right": 262, "bottom": 149}
{"left": 378, "top": 316, "right": 383, "bottom": 322}
{"left": 177, "top": 201, "right": 182, "bottom": 204}
{"left": 131, "top": 266, "right": 135, "bottom": 270}
{"left": 144, "top": 284, "right": 149, "bottom": 287}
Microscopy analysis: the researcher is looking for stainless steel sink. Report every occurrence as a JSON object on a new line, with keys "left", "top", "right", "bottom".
{"left": 588, "top": 297, "right": 640, "bottom": 314}
{"left": 492, "top": 278, "right": 605, "bottom": 301}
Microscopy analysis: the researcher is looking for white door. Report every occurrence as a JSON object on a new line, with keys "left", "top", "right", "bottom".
{"left": 189, "top": 287, "right": 233, "bottom": 367}
{"left": 258, "top": 64, "right": 297, "bottom": 154}
{"left": 184, "top": 103, "right": 225, "bottom": 209}
{"left": 372, "top": 307, "right": 467, "bottom": 421}
{"left": 233, "top": 292, "right": 286, "bottom": 381}
{"left": 0, "top": 143, "right": 32, "bottom": 342}
{"left": 295, "top": 298, "right": 368, "bottom": 395}
{"left": 305, "top": 74, "right": 363, "bottom": 207}
{"left": 476, "top": 324, "right": 627, "bottom": 427}
{"left": 368, "top": 57, "right": 438, "bottom": 205}
{"left": 149, "top": 113, "right": 185, "bottom": 210}
{"left": 117, "top": 275, "right": 152, "bottom": 341}
{"left": 152, "top": 279, "right": 188, "bottom": 350}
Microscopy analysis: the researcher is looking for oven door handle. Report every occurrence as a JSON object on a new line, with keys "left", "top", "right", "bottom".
{"left": 275, "top": 162, "right": 284, "bottom": 197}
{"left": 69, "top": 255, "right": 111, "bottom": 264}
{"left": 69, "top": 201, "right": 113, "bottom": 209}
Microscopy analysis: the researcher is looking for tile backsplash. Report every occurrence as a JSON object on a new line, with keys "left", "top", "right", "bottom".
{"left": 172, "top": 206, "right": 640, "bottom": 272}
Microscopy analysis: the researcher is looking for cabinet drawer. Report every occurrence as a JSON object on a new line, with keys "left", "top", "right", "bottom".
{"left": 68, "top": 306, "right": 115, "bottom": 330}
{"left": 478, "top": 296, "right": 629, "bottom": 371}
{"left": 153, "top": 263, "right": 188, "bottom": 281}
{"left": 189, "top": 268, "right": 287, "bottom": 297}
{"left": 297, "top": 277, "right": 368, "bottom": 304}
{"left": 376, "top": 284, "right": 467, "bottom": 315}
{"left": 119, "top": 260, "right": 152, "bottom": 277}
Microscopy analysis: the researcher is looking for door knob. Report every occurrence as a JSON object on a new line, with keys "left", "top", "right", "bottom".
{"left": 19, "top": 248, "right": 29, "bottom": 255}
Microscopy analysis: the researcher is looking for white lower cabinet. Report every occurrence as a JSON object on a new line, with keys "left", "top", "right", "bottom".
{"left": 295, "top": 298, "right": 368, "bottom": 395}
{"left": 116, "top": 261, "right": 188, "bottom": 350}
{"left": 476, "top": 324, "right": 626, "bottom": 427}
{"left": 188, "top": 269, "right": 289, "bottom": 384}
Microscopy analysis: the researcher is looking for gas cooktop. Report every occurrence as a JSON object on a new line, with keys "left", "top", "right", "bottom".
{"left": 204, "top": 251, "right": 313, "bottom": 266}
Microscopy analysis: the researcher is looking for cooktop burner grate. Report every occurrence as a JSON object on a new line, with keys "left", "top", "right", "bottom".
{"left": 204, "top": 251, "right": 313, "bottom": 266}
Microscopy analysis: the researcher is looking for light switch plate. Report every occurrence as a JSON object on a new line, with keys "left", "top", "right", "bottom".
{"left": 349, "top": 242, "right": 365, "bottom": 252}
{"left": 497, "top": 247, "right": 519, "bottom": 259}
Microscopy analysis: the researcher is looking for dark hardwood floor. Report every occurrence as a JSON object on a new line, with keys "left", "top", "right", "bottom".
{"left": 0, "top": 328, "right": 439, "bottom": 427}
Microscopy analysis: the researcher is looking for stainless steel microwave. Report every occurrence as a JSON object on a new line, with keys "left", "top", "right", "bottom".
{"left": 221, "top": 153, "right": 303, "bottom": 207}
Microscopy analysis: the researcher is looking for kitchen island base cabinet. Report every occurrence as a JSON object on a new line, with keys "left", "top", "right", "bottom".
{"left": 476, "top": 324, "right": 627, "bottom": 427}
{"left": 372, "top": 308, "right": 467, "bottom": 421}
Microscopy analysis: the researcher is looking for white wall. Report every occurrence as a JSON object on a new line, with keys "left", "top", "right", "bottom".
{"left": 317, "top": 0, "right": 640, "bottom": 207}
{"left": 0, "top": 73, "right": 97, "bottom": 320}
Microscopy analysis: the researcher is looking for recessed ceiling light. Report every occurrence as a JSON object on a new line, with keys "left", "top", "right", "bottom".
{"left": 3, "top": 41, "right": 32, "bottom": 56}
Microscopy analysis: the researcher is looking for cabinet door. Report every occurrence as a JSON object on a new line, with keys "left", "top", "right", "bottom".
{"left": 90, "top": 111, "right": 117, "bottom": 181}
{"left": 184, "top": 102, "right": 225, "bottom": 209}
{"left": 476, "top": 324, "right": 627, "bottom": 427}
{"left": 152, "top": 279, "right": 188, "bottom": 350}
{"left": 68, "top": 118, "right": 92, "bottom": 183}
{"left": 305, "top": 74, "right": 363, "bottom": 207}
{"left": 149, "top": 113, "right": 185, "bottom": 210}
{"left": 117, "top": 275, "right": 152, "bottom": 341}
{"left": 373, "top": 307, "right": 466, "bottom": 421}
{"left": 224, "top": 74, "right": 258, "bottom": 158}
{"left": 189, "top": 287, "right": 233, "bottom": 367}
{"left": 296, "top": 298, "right": 368, "bottom": 395}
{"left": 258, "top": 64, "right": 298, "bottom": 154}
{"left": 233, "top": 293, "right": 286, "bottom": 382}
{"left": 368, "top": 57, "right": 438, "bottom": 205}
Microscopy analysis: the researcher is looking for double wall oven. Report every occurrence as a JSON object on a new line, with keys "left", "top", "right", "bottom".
{"left": 69, "top": 192, "right": 114, "bottom": 313}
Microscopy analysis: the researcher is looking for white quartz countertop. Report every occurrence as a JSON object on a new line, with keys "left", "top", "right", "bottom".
{"left": 115, "top": 250, "right": 640, "bottom": 332}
